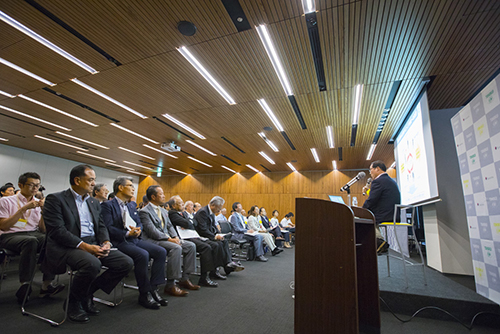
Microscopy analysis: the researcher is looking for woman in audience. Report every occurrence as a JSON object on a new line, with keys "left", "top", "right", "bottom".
{"left": 247, "top": 206, "right": 282, "bottom": 256}
{"left": 270, "top": 210, "right": 291, "bottom": 248}
{"left": 0, "top": 183, "right": 15, "bottom": 197}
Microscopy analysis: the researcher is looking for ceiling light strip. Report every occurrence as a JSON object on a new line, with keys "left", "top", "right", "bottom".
{"left": 256, "top": 25, "right": 293, "bottom": 96}
{"left": 186, "top": 140, "right": 216, "bottom": 156}
{"left": 55, "top": 131, "right": 108, "bottom": 149}
{"left": 142, "top": 144, "right": 178, "bottom": 159}
{"left": 286, "top": 162, "right": 297, "bottom": 172}
{"left": 0, "top": 137, "right": 9, "bottom": 141}
{"left": 258, "top": 132, "right": 279, "bottom": 152}
{"left": 118, "top": 147, "right": 155, "bottom": 160}
{"left": 221, "top": 165, "right": 237, "bottom": 174}
{"left": 0, "top": 10, "right": 98, "bottom": 74}
{"left": 105, "top": 162, "right": 134, "bottom": 169}
{"left": 301, "top": 0, "right": 316, "bottom": 14}
{"left": 169, "top": 168, "right": 188, "bottom": 175}
{"left": 76, "top": 151, "right": 115, "bottom": 162}
{"left": 34, "top": 135, "right": 86, "bottom": 150}
{"left": 72, "top": 79, "right": 146, "bottom": 119}
{"left": 126, "top": 170, "right": 148, "bottom": 177}
{"left": 123, "top": 161, "right": 155, "bottom": 170}
{"left": 0, "top": 90, "right": 16, "bottom": 98}
{"left": 19, "top": 95, "right": 98, "bottom": 127}
{"left": 246, "top": 164, "right": 260, "bottom": 173}
{"left": 310, "top": 148, "right": 320, "bottom": 163}
{"left": 259, "top": 151, "right": 276, "bottom": 165}
{"left": 0, "top": 105, "right": 71, "bottom": 131}
{"left": 177, "top": 46, "right": 236, "bottom": 105}
{"left": 0, "top": 57, "right": 55, "bottom": 86}
{"left": 352, "top": 84, "right": 363, "bottom": 125}
{"left": 162, "top": 114, "right": 206, "bottom": 139}
{"left": 366, "top": 144, "right": 376, "bottom": 160}
{"left": 332, "top": 160, "right": 338, "bottom": 171}
{"left": 257, "top": 99, "right": 284, "bottom": 132}
{"left": 326, "top": 126, "right": 335, "bottom": 148}
{"left": 187, "top": 156, "right": 212, "bottom": 167}
{"left": 110, "top": 123, "right": 159, "bottom": 144}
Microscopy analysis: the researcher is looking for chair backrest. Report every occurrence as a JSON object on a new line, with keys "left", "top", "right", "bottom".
{"left": 219, "top": 221, "right": 232, "bottom": 234}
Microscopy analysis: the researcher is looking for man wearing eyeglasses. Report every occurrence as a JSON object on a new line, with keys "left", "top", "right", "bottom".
{"left": 0, "top": 172, "right": 64, "bottom": 303}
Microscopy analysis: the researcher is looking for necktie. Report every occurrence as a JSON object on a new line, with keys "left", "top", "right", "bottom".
{"left": 121, "top": 202, "right": 127, "bottom": 228}
{"left": 157, "top": 207, "right": 164, "bottom": 229}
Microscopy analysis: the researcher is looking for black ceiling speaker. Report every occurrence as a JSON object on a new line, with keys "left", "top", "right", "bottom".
{"left": 263, "top": 126, "right": 273, "bottom": 131}
{"left": 177, "top": 21, "right": 197, "bottom": 36}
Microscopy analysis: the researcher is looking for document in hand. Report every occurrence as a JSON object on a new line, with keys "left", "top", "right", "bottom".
{"left": 178, "top": 228, "right": 201, "bottom": 239}
{"left": 245, "top": 231, "right": 259, "bottom": 236}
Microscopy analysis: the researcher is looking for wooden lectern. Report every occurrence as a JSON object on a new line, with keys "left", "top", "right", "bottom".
{"left": 294, "top": 198, "right": 380, "bottom": 334}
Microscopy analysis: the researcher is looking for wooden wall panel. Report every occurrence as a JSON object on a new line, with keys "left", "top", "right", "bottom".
{"left": 136, "top": 169, "right": 387, "bottom": 220}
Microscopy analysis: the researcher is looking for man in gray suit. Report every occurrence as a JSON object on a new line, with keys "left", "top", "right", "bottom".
{"left": 139, "top": 185, "right": 199, "bottom": 297}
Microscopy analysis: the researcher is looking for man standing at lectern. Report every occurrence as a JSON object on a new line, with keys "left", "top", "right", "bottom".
{"left": 362, "top": 160, "right": 400, "bottom": 254}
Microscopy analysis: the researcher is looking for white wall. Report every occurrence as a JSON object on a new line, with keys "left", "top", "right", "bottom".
{"left": 0, "top": 144, "right": 139, "bottom": 198}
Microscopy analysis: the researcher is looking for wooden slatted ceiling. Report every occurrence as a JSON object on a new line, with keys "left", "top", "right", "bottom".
{"left": 0, "top": 0, "right": 500, "bottom": 177}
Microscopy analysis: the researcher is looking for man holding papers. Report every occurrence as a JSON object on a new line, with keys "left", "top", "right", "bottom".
{"left": 101, "top": 177, "right": 167, "bottom": 309}
{"left": 139, "top": 186, "right": 199, "bottom": 295}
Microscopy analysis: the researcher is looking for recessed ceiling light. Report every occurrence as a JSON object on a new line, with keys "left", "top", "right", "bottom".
{"left": 258, "top": 132, "right": 279, "bottom": 152}
{"left": 0, "top": 10, "right": 98, "bottom": 74}
{"left": 221, "top": 165, "right": 238, "bottom": 174}
{"left": 332, "top": 160, "right": 338, "bottom": 171}
{"left": 169, "top": 168, "right": 189, "bottom": 175}
{"left": 257, "top": 99, "right": 284, "bottom": 132}
{"left": 118, "top": 147, "right": 155, "bottom": 160}
{"left": 142, "top": 144, "right": 178, "bottom": 159}
{"left": 256, "top": 25, "right": 293, "bottom": 96}
{"left": 246, "top": 164, "right": 260, "bottom": 173}
{"left": 259, "top": 151, "right": 275, "bottom": 165}
{"left": 55, "top": 131, "right": 108, "bottom": 149}
{"left": 310, "top": 148, "right": 320, "bottom": 163}
{"left": 19, "top": 95, "right": 97, "bottom": 127}
{"left": 110, "top": 123, "right": 159, "bottom": 144}
{"left": 0, "top": 105, "right": 71, "bottom": 131}
{"left": 286, "top": 162, "right": 297, "bottom": 172}
{"left": 0, "top": 57, "right": 56, "bottom": 86}
{"left": 326, "top": 126, "right": 335, "bottom": 148}
{"left": 186, "top": 140, "right": 216, "bottom": 156}
{"left": 76, "top": 151, "right": 115, "bottom": 162}
{"left": 353, "top": 84, "right": 363, "bottom": 125}
{"left": 72, "top": 79, "right": 146, "bottom": 119}
{"left": 177, "top": 46, "right": 236, "bottom": 105}
{"left": 188, "top": 156, "right": 212, "bottom": 167}
{"left": 0, "top": 90, "right": 16, "bottom": 98}
{"left": 123, "top": 161, "right": 155, "bottom": 170}
{"left": 34, "top": 135, "right": 87, "bottom": 150}
{"left": 366, "top": 144, "right": 376, "bottom": 160}
{"left": 162, "top": 114, "right": 206, "bottom": 139}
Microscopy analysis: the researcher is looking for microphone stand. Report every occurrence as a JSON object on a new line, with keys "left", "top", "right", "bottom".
{"left": 345, "top": 186, "right": 351, "bottom": 206}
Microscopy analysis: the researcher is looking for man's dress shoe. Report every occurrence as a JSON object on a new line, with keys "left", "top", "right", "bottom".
{"left": 151, "top": 289, "right": 168, "bottom": 306}
{"left": 82, "top": 296, "right": 100, "bottom": 315}
{"left": 209, "top": 269, "right": 227, "bottom": 280}
{"left": 66, "top": 300, "right": 90, "bottom": 323}
{"left": 198, "top": 275, "right": 218, "bottom": 287}
{"left": 178, "top": 279, "right": 200, "bottom": 290}
{"left": 164, "top": 285, "right": 189, "bottom": 297}
{"left": 138, "top": 292, "right": 161, "bottom": 309}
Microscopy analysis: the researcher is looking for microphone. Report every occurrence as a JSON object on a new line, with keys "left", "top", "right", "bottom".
{"left": 363, "top": 177, "right": 372, "bottom": 196}
{"left": 340, "top": 172, "right": 366, "bottom": 192}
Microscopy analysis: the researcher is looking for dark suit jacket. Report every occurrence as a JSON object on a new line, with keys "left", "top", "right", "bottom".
{"left": 139, "top": 203, "right": 178, "bottom": 241}
{"left": 260, "top": 215, "right": 271, "bottom": 230}
{"left": 362, "top": 173, "right": 401, "bottom": 224}
{"left": 169, "top": 209, "right": 196, "bottom": 232}
{"left": 101, "top": 198, "right": 142, "bottom": 245}
{"left": 194, "top": 205, "right": 218, "bottom": 240}
{"left": 43, "top": 188, "right": 109, "bottom": 273}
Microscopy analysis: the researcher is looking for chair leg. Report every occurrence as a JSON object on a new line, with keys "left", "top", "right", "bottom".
{"left": 21, "top": 270, "right": 72, "bottom": 327}
{"left": 93, "top": 280, "right": 124, "bottom": 307}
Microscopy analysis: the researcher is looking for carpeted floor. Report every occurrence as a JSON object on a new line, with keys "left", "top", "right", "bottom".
{"left": 1, "top": 246, "right": 499, "bottom": 333}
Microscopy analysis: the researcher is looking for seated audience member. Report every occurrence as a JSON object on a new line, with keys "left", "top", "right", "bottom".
{"left": 167, "top": 195, "right": 219, "bottom": 287}
{"left": 101, "top": 177, "right": 167, "bottom": 309}
{"left": 280, "top": 212, "right": 295, "bottom": 233}
{"left": 247, "top": 206, "right": 282, "bottom": 256}
{"left": 139, "top": 186, "right": 198, "bottom": 296}
{"left": 184, "top": 200, "right": 195, "bottom": 219}
{"left": 195, "top": 197, "right": 245, "bottom": 274}
{"left": 0, "top": 173, "right": 64, "bottom": 303}
{"left": 107, "top": 192, "right": 115, "bottom": 200}
{"left": 270, "top": 210, "right": 291, "bottom": 248}
{"left": 92, "top": 183, "right": 109, "bottom": 203}
{"left": 43, "top": 165, "right": 133, "bottom": 323}
{"left": 193, "top": 202, "right": 202, "bottom": 213}
{"left": 0, "top": 183, "right": 15, "bottom": 197}
{"left": 215, "top": 207, "right": 229, "bottom": 232}
{"left": 260, "top": 207, "right": 285, "bottom": 247}
{"left": 229, "top": 202, "right": 268, "bottom": 262}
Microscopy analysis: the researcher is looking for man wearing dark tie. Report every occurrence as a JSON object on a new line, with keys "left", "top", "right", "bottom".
{"left": 195, "top": 196, "right": 244, "bottom": 275}
{"left": 139, "top": 186, "right": 199, "bottom": 296}
{"left": 101, "top": 177, "right": 167, "bottom": 309}
{"left": 43, "top": 165, "right": 133, "bottom": 323}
